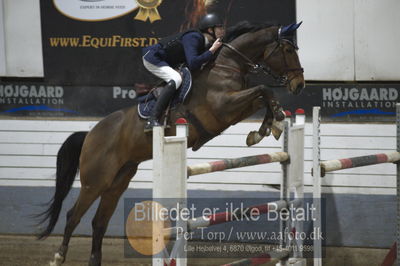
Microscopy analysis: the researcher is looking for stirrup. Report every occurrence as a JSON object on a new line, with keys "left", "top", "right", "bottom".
{"left": 144, "top": 119, "right": 161, "bottom": 133}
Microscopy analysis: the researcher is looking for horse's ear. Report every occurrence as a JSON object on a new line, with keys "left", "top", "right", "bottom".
{"left": 280, "top": 21, "right": 302, "bottom": 36}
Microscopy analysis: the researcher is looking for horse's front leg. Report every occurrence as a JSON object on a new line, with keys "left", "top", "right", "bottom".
{"left": 262, "top": 88, "right": 286, "bottom": 122}
{"left": 246, "top": 87, "right": 286, "bottom": 145}
{"left": 246, "top": 107, "right": 274, "bottom": 146}
{"left": 228, "top": 96, "right": 275, "bottom": 146}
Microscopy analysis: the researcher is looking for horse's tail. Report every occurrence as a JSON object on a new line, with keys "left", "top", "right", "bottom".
{"left": 36, "top": 131, "right": 88, "bottom": 239}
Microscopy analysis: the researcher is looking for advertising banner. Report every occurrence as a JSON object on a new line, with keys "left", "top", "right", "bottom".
{"left": 1, "top": 82, "right": 398, "bottom": 122}
{"left": 40, "top": 0, "right": 296, "bottom": 86}
{"left": 273, "top": 84, "right": 400, "bottom": 122}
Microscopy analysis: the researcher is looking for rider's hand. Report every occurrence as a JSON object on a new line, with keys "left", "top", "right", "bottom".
{"left": 209, "top": 38, "right": 223, "bottom": 53}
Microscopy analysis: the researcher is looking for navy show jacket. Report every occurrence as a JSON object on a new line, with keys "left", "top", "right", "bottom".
{"left": 142, "top": 31, "right": 213, "bottom": 71}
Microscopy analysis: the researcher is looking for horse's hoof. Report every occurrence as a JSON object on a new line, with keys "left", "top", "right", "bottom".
{"left": 274, "top": 110, "right": 286, "bottom": 121}
{"left": 49, "top": 252, "right": 64, "bottom": 266}
{"left": 88, "top": 254, "right": 101, "bottom": 266}
{"left": 271, "top": 120, "right": 284, "bottom": 140}
{"left": 246, "top": 131, "right": 264, "bottom": 146}
{"left": 272, "top": 126, "right": 283, "bottom": 140}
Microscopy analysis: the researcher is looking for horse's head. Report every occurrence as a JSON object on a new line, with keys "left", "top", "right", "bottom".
{"left": 263, "top": 22, "right": 305, "bottom": 95}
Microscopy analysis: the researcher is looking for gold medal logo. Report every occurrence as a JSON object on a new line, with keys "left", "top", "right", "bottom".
{"left": 135, "top": 0, "right": 163, "bottom": 23}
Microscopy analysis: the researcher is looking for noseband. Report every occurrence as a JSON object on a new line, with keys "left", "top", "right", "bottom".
{"left": 221, "top": 38, "right": 303, "bottom": 85}
{"left": 263, "top": 39, "right": 304, "bottom": 84}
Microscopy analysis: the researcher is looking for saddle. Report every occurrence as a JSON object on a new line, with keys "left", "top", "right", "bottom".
{"left": 137, "top": 67, "right": 192, "bottom": 119}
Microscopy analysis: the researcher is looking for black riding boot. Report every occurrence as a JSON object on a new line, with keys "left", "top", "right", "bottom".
{"left": 144, "top": 80, "right": 177, "bottom": 132}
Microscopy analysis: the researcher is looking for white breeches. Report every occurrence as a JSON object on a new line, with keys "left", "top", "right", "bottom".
{"left": 143, "top": 59, "right": 182, "bottom": 88}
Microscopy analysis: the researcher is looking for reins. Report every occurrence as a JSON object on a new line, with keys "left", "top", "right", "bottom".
{"left": 222, "top": 43, "right": 260, "bottom": 71}
{"left": 220, "top": 33, "right": 304, "bottom": 85}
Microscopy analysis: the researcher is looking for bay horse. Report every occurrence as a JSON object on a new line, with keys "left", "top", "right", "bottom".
{"left": 38, "top": 21, "right": 305, "bottom": 266}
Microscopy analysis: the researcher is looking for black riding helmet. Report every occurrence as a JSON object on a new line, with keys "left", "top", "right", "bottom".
{"left": 198, "top": 13, "right": 223, "bottom": 32}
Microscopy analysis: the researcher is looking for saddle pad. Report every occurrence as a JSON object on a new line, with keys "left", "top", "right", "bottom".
{"left": 138, "top": 67, "right": 192, "bottom": 119}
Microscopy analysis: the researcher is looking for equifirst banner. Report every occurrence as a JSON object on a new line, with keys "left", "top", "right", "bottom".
{"left": 40, "top": 0, "right": 296, "bottom": 86}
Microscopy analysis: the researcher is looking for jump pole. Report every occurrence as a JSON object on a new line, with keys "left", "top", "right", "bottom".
{"left": 318, "top": 152, "right": 400, "bottom": 177}
{"left": 187, "top": 152, "right": 289, "bottom": 176}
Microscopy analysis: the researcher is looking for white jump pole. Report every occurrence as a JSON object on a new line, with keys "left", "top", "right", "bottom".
{"left": 397, "top": 103, "right": 400, "bottom": 266}
{"left": 312, "top": 107, "right": 322, "bottom": 266}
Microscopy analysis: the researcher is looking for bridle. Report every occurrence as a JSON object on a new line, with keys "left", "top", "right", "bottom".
{"left": 220, "top": 35, "right": 304, "bottom": 85}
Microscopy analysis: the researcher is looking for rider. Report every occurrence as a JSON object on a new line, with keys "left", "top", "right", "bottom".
{"left": 142, "top": 13, "right": 225, "bottom": 132}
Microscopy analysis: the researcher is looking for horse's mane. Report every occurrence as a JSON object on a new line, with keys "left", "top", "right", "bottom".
{"left": 223, "top": 21, "right": 277, "bottom": 43}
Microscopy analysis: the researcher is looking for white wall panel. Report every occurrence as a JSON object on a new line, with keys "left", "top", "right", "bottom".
{"left": 0, "top": 1, "right": 6, "bottom": 75}
{"left": 0, "top": 119, "right": 398, "bottom": 195}
{"left": 296, "top": 0, "right": 355, "bottom": 81}
{"left": 354, "top": 0, "right": 400, "bottom": 80}
{"left": 3, "top": 0, "right": 43, "bottom": 77}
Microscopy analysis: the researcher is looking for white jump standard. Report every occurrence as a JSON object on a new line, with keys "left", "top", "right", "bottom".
{"left": 311, "top": 104, "right": 400, "bottom": 266}
{"left": 152, "top": 110, "right": 307, "bottom": 266}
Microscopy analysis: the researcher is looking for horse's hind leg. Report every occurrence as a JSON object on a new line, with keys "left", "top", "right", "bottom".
{"left": 89, "top": 162, "right": 138, "bottom": 266}
{"left": 50, "top": 187, "right": 102, "bottom": 266}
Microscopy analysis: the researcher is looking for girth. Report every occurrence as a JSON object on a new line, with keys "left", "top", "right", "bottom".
{"left": 179, "top": 110, "right": 216, "bottom": 151}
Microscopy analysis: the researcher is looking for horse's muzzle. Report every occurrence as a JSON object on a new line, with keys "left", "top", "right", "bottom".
{"left": 293, "top": 82, "right": 305, "bottom": 95}
{"left": 288, "top": 79, "right": 305, "bottom": 95}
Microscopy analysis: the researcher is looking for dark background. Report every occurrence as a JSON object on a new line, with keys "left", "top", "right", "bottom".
{"left": 40, "top": 0, "right": 296, "bottom": 86}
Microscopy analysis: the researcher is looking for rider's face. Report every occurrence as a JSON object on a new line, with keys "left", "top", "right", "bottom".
{"left": 214, "top": 26, "right": 225, "bottom": 39}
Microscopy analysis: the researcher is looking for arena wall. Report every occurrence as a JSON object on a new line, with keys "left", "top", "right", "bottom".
{"left": 1, "top": 0, "right": 43, "bottom": 77}
{"left": 0, "top": 119, "right": 397, "bottom": 248}
{"left": 0, "top": 120, "right": 397, "bottom": 195}
{"left": 297, "top": 0, "right": 400, "bottom": 81}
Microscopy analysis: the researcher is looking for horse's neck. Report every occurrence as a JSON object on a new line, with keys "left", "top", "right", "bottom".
{"left": 220, "top": 27, "right": 277, "bottom": 68}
